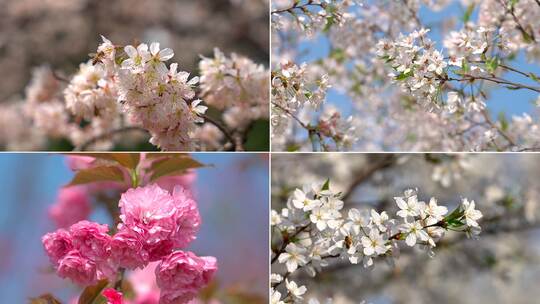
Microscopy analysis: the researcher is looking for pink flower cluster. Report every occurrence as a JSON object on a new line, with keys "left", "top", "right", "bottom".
{"left": 156, "top": 251, "right": 217, "bottom": 304}
{"left": 49, "top": 186, "right": 91, "bottom": 228}
{"left": 42, "top": 221, "right": 115, "bottom": 285}
{"left": 114, "top": 184, "right": 201, "bottom": 267}
{"left": 42, "top": 183, "right": 217, "bottom": 303}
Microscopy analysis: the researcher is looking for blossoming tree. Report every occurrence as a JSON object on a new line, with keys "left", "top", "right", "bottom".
{"left": 271, "top": 0, "right": 540, "bottom": 151}
{"left": 33, "top": 154, "right": 217, "bottom": 304}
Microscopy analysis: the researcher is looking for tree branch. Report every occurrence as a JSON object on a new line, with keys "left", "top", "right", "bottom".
{"left": 75, "top": 126, "right": 148, "bottom": 151}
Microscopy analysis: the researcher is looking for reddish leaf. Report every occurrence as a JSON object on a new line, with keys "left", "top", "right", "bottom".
{"left": 29, "top": 294, "right": 62, "bottom": 304}
{"left": 149, "top": 156, "right": 205, "bottom": 182}
{"left": 67, "top": 166, "right": 125, "bottom": 186}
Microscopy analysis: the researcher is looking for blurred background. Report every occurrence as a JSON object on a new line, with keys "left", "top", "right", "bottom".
{"left": 0, "top": 153, "right": 269, "bottom": 303}
{"left": 0, "top": 0, "right": 269, "bottom": 100}
{"left": 272, "top": 153, "right": 540, "bottom": 304}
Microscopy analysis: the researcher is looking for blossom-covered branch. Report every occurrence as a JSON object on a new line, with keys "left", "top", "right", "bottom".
{"left": 272, "top": 0, "right": 540, "bottom": 151}
{"left": 0, "top": 37, "right": 268, "bottom": 151}
{"left": 271, "top": 180, "right": 483, "bottom": 303}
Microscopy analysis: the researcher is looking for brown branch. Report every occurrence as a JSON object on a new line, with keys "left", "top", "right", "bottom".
{"left": 342, "top": 155, "right": 397, "bottom": 202}
{"left": 75, "top": 126, "right": 148, "bottom": 151}
{"left": 271, "top": 0, "right": 325, "bottom": 15}
{"left": 200, "top": 114, "right": 241, "bottom": 151}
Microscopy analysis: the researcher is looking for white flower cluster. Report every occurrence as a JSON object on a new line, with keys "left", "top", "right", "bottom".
{"left": 199, "top": 48, "right": 269, "bottom": 130}
{"left": 317, "top": 106, "right": 359, "bottom": 150}
{"left": 271, "top": 61, "right": 330, "bottom": 135}
{"left": 376, "top": 29, "right": 449, "bottom": 109}
{"left": 271, "top": 181, "right": 483, "bottom": 303}
{"left": 0, "top": 35, "right": 272, "bottom": 151}
{"left": 94, "top": 36, "right": 206, "bottom": 150}
{"left": 271, "top": 0, "right": 359, "bottom": 35}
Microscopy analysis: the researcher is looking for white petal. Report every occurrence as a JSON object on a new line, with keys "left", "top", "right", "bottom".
{"left": 124, "top": 45, "right": 137, "bottom": 58}
{"left": 286, "top": 260, "right": 298, "bottom": 273}
{"left": 150, "top": 42, "right": 160, "bottom": 55}
{"left": 406, "top": 233, "right": 416, "bottom": 246}
{"left": 159, "top": 48, "right": 174, "bottom": 61}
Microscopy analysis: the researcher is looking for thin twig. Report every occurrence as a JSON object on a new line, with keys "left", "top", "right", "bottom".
{"left": 449, "top": 75, "right": 540, "bottom": 93}
{"left": 271, "top": 0, "right": 325, "bottom": 15}
{"left": 342, "top": 155, "right": 397, "bottom": 202}
{"left": 272, "top": 101, "right": 325, "bottom": 151}
{"left": 201, "top": 114, "right": 240, "bottom": 151}
{"left": 75, "top": 126, "right": 148, "bottom": 151}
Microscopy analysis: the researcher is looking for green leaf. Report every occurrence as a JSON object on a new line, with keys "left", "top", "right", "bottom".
{"left": 29, "top": 294, "right": 62, "bottom": 304}
{"left": 485, "top": 57, "right": 499, "bottom": 73}
{"left": 446, "top": 218, "right": 466, "bottom": 228}
{"left": 461, "top": 59, "right": 470, "bottom": 73}
{"left": 462, "top": 3, "right": 475, "bottom": 23}
{"left": 395, "top": 70, "right": 413, "bottom": 81}
{"left": 330, "top": 48, "right": 346, "bottom": 63}
{"left": 530, "top": 73, "right": 540, "bottom": 82}
{"left": 67, "top": 166, "right": 125, "bottom": 186}
{"left": 244, "top": 120, "right": 270, "bottom": 151}
{"left": 521, "top": 30, "right": 533, "bottom": 44}
{"left": 323, "top": 15, "right": 335, "bottom": 32}
{"left": 444, "top": 205, "right": 463, "bottom": 222}
{"left": 321, "top": 178, "right": 330, "bottom": 191}
{"left": 498, "top": 112, "right": 509, "bottom": 131}
{"left": 149, "top": 157, "right": 205, "bottom": 182}
{"left": 78, "top": 280, "right": 109, "bottom": 304}
{"left": 510, "top": 0, "right": 520, "bottom": 7}
{"left": 286, "top": 144, "right": 301, "bottom": 152}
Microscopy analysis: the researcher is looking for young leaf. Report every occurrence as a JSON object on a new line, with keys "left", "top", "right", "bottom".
{"left": 68, "top": 153, "right": 140, "bottom": 170}
{"left": 462, "top": 3, "right": 475, "bottom": 23}
{"left": 395, "top": 70, "right": 413, "bottom": 81}
{"left": 67, "top": 166, "right": 125, "bottom": 186}
{"left": 29, "top": 294, "right": 62, "bottom": 304}
{"left": 498, "top": 112, "right": 509, "bottom": 131}
{"left": 110, "top": 154, "right": 140, "bottom": 170}
{"left": 321, "top": 178, "right": 330, "bottom": 191}
{"left": 78, "top": 279, "right": 109, "bottom": 304}
{"left": 149, "top": 157, "right": 205, "bottom": 182}
{"left": 444, "top": 205, "right": 463, "bottom": 222}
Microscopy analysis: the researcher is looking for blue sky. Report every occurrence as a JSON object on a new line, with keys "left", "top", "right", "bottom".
{"left": 295, "top": 1, "right": 539, "bottom": 119}
{"left": 0, "top": 153, "right": 268, "bottom": 302}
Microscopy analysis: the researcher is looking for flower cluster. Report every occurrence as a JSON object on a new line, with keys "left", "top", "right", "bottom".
{"left": 273, "top": 0, "right": 540, "bottom": 152}
{"left": 271, "top": 61, "right": 330, "bottom": 136}
{"left": 271, "top": 181, "right": 483, "bottom": 302}
{"left": 271, "top": 0, "right": 359, "bottom": 35}
{"left": 376, "top": 29, "right": 449, "bottom": 109}
{"left": 49, "top": 186, "right": 91, "bottom": 229}
{"left": 42, "top": 183, "right": 216, "bottom": 303}
{"left": 85, "top": 36, "right": 206, "bottom": 151}
{"left": 0, "top": 34, "right": 267, "bottom": 151}
{"left": 199, "top": 48, "right": 269, "bottom": 131}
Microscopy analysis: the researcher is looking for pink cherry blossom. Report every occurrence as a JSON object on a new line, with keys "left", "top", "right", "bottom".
{"left": 42, "top": 229, "right": 73, "bottom": 265}
{"left": 154, "top": 171, "right": 196, "bottom": 194}
{"left": 118, "top": 184, "right": 200, "bottom": 260}
{"left": 49, "top": 186, "right": 91, "bottom": 228}
{"left": 69, "top": 220, "right": 111, "bottom": 261}
{"left": 110, "top": 228, "right": 149, "bottom": 269}
{"left": 155, "top": 251, "right": 217, "bottom": 304}
{"left": 65, "top": 155, "right": 95, "bottom": 171}
{"left": 169, "top": 186, "right": 200, "bottom": 249}
{"left": 129, "top": 262, "right": 161, "bottom": 304}
{"left": 102, "top": 288, "right": 123, "bottom": 304}
{"left": 57, "top": 250, "right": 99, "bottom": 285}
